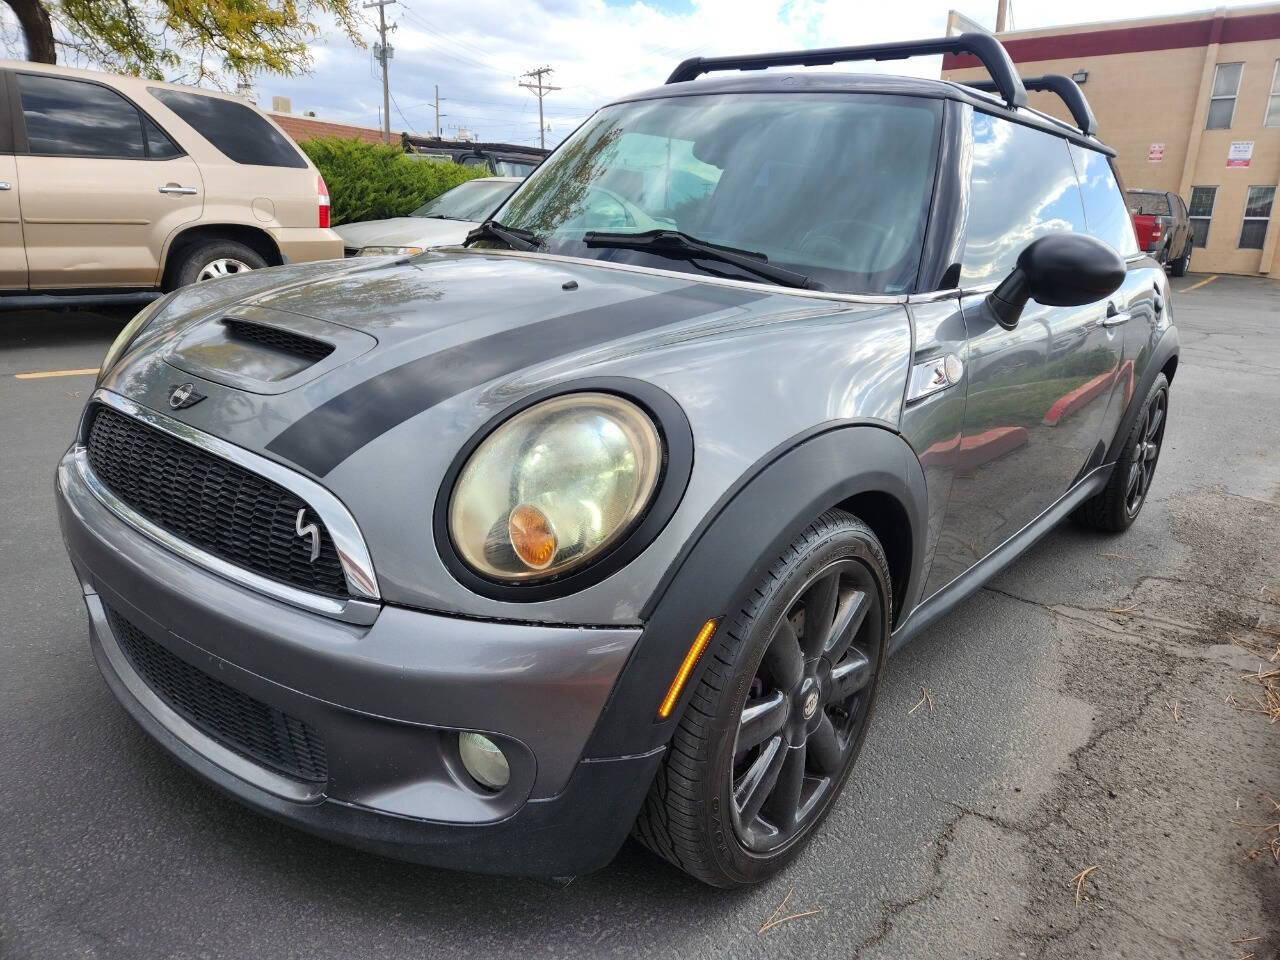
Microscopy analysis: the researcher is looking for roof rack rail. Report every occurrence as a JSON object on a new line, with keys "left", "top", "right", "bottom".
{"left": 666, "top": 33, "right": 1027, "bottom": 109}
{"left": 964, "top": 74, "right": 1097, "bottom": 137}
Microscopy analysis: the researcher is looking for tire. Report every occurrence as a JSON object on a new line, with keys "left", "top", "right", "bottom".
{"left": 1169, "top": 242, "right": 1191, "bottom": 277}
{"left": 633, "top": 509, "right": 891, "bottom": 887}
{"left": 1074, "top": 373, "right": 1169, "bottom": 533}
{"left": 167, "top": 239, "right": 267, "bottom": 290}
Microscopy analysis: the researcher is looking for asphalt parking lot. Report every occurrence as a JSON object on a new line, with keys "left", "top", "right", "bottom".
{"left": 1, "top": 275, "right": 1277, "bottom": 959}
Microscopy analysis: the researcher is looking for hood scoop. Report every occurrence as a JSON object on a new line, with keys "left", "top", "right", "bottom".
{"left": 165, "top": 305, "right": 376, "bottom": 396}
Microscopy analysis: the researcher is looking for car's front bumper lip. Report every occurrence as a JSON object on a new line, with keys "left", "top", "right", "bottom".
{"left": 57, "top": 447, "right": 659, "bottom": 874}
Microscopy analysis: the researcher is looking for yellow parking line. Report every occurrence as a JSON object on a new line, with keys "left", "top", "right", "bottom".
{"left": 1178, "top": 274, "right": 1217, "bottom": 293}
{"left": 14, "top": 367, "right": 100, "bottom": 380}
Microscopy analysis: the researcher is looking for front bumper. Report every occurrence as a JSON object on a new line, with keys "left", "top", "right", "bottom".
{"left": 56, "top": 448, "right": 661, "bottom": 875}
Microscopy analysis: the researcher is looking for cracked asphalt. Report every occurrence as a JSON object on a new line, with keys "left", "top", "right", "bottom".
{"left": 1, "top": 275, "right": 1277, "bottom": 959}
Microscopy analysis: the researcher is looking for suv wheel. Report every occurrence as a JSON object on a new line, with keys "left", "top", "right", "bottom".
{"left": 1074, "top": 373, "right": 1169, "bottom": 532}
{"left": 1169, "top": 242, "right": 1191, "bottom": 277}
{"left": 169, "top": 240, "right": 267, "bottom": 289}
{"left": 633, "top": 509, "right": 890, "bottom": 887}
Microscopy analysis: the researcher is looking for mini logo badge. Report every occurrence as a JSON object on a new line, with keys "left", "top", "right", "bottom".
{"left": 295, "top": 508, "right": 321, "bottom": 562}
{"left": 168, "top": 383, "right": 205, "bottom": 409}
{"left": 802, "top": 690, "right": 819, "bottom": 719}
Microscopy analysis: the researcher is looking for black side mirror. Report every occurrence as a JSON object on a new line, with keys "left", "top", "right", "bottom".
{"left": 985, "top": 233, "right": 1125, "bottom": 330}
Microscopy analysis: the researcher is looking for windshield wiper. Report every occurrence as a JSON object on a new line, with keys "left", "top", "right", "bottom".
{"left": 464, "top": 220, "right": 541, "bottom": 251}
{"left": 583, "top": 229, "right": 817, "bottom": 290}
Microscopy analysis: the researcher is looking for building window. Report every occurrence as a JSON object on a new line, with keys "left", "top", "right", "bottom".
{"left": 1188, "top": 186, "right": 1217, "bottom": 248}
{"left": 1239, "top": 186, "right": 1275, "bottom": 250}
{"left": 1266, "top": 60, "right": 1280, "bottom": 128}
{"left": 1207, "top": 62, "right": 1243, "bottom": 129}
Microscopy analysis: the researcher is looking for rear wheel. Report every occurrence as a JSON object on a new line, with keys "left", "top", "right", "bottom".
{"left": 168, "top": 239, "right": 267, "bottom": 290}
{"left": 1170, "top": 242, "right": 1191, "bottom": 277}
{"left": 633, "top": 510, "right": 891, "bottom": 887}
{"left": 1074, "top": 373, "right": 1169, "bottom": 532}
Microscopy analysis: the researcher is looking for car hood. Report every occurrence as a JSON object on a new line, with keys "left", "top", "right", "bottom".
{"left": 332, "top": 217, "right": 476, "bottom": 249}
{"left": 110, "top": 250, "right": 825, "bottom": 472}
{"left": 97, "top": 249, "right": 911, "bottom": 624}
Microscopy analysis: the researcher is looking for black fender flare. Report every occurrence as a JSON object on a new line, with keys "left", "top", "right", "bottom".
{"left": 582, "top": 422, "right": 929, "bottom": 760}
{"left": 1106, "top": 324, "right": 1179, "bottom": 463}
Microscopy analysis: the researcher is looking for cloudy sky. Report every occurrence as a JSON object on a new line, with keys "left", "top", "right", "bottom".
{"left": 3, "top": 0, "right": 1269, "bottom": 147}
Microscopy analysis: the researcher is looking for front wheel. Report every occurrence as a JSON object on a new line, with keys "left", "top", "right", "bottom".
{"left": 633, "top": 510, "right": 891, "bottom": 887}
{"left": 1169, "top": 242, "right": 1191, "bottom": 277}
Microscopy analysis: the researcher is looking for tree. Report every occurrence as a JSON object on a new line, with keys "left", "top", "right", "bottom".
{"left": 3, "top": 0, "right": 362, "bottom": 84}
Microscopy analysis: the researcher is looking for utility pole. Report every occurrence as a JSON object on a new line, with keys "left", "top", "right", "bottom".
{"left": 519, "top": 66, "right": 560, "bottom": 150}
{"left": 430, "top": 84, "right": 446, "bottom": 139}
{"left": 995, "top": 0, "right": 1009, "bottom": 32}
{"left": 365, "top": 0, "right": 396, "bottom": 143}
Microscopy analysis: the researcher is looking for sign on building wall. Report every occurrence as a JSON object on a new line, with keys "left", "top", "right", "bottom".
{"left": 1227, "top": 141, "right": 1254, "bottom": 168}
{"left": 1147, "top": 143, "right": 1165, "bottom": 162}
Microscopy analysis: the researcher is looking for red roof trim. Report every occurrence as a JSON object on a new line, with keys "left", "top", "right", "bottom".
{"left": 941, "top": 11, "right": 1280, "bottom": 69}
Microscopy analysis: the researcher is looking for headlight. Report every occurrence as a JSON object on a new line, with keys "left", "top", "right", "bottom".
{"left": 448, "top": 393, "right": 663, "bottom": 582}
{"left": 98, "top": 294, "right": 172, "bottom": 384}
{"left": 359, "top": 245, "right": 423, "bottom": 257}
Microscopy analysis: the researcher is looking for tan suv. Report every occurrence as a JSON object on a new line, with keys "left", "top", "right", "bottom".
{"left": 0, "top": 61, "right": 342, "bottom": 305}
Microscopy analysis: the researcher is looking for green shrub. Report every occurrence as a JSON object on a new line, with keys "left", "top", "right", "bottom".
{"left": 299, "top": 137, "right": 488, "bottom": 225}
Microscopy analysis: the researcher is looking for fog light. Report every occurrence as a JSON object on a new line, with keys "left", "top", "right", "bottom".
{"left": 458, "top": 732, "right": 510, "bottom": 790}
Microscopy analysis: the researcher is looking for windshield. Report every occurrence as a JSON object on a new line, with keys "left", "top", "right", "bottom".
{"left": 1126, "top": 191, "right": 1170, "bottom": 216}
{"left": 412, "top": 180, "right": 519, "bottom": 221}
{"left": 490, "top": 93, "right": 942, "bottom": 294}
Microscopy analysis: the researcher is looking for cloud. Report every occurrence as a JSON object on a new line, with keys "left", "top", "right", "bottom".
{"left": 0, "top": 0, "right": 1266, "bottom": 147}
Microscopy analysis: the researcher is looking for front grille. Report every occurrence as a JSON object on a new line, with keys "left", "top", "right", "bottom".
{"left": 343, "top": 247, "right": 360, "bottom": 258}
{"left": 109, "top": 607, "right": 329, "bottom": 782}
{"left": 222, "top": 318, "right": 335, "bottom": 364}
{"left": 85, "top": 405, "right": 348, "bottom": 598}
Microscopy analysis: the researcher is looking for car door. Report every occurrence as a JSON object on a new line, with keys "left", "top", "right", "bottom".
{"left": 0, "top": 72, "right": 27, "bottom": 290}
{"left": 1070, "top": 145, "right": 1156, "bottom": 449}
{"left": 12, "top": 71, "right": 203, "bottom": 289}
{"left": 921, "top": 110, "right": 1125, "bottom": 596}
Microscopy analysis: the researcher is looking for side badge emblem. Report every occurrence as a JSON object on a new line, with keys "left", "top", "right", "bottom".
{"left": 296, "top": 508, "right": 321, "bottom": 562}
{"left": 168, "top": 383, "right": 206, "bottom": 410}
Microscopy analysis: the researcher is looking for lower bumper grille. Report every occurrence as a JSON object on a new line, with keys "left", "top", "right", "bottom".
{"left": 108, "top": 607, "right": 329, "bottom": 783}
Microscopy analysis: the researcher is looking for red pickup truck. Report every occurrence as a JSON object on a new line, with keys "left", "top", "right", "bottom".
{"left": 1126, "top": 189, "right": 1194, "bottom": 276}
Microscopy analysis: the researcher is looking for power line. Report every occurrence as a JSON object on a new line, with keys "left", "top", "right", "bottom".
{"left": 518, "top": 66, "right": 560, "bottom": 151}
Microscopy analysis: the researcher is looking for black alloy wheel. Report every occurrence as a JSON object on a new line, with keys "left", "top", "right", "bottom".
{"left": 633, "top": 510, "right": 891, "bottom": 887}
{"left": 731, "top": 558, "right": 882, "bottom": 852}
{"left": 1074, "top": 372, "right": 1171, "bottom": 533}
{"left": 1124, "top": 386, "right": 1166, "bottom": 519}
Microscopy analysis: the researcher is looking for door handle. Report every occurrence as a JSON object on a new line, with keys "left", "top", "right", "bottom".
{"left": 158, "top": 184, "right": 198, "bottom": 195}
{"left": 0, "top": 182, "right": 10, "bottom": 191}
{"left": 1097, "top": 303, "right": 1130, "bottom": 328}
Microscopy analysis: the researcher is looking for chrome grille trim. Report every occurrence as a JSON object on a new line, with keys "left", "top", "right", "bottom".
{"left": 78, "top": 389, "right": 380, "bottom": 625}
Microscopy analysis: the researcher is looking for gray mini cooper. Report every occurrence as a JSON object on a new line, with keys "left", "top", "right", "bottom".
{"left": 57, "top": 34, "right": 1178, "bottom": 888}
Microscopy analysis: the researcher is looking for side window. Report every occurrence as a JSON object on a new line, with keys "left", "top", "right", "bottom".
{"left": 1070, "top": 145, "right": 1140, "bottom": 258}
{"left": 960, "top": 112, "right": 1086, "bottom": 285}
{"left": 143, "top": 116, "right": 184, "bottom": 159}
{"left": 147, "top": 88, "right": 306, "bottom": 168}
{"left": 18, "top": 74, "right": 145, "bottom": 159}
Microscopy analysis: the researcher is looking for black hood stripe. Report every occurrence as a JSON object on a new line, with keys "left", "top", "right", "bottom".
{"left": 266, "top": 283, "right": 765, "bottom": 476}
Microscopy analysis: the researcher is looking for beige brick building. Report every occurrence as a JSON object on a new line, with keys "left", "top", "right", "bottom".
{"left": 942, "top": 4, "right": 1280, "bottom": 277}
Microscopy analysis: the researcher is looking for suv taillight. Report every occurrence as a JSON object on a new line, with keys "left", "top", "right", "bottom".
{"left": 317, "top": 174, "right": 331, "bottom": 229}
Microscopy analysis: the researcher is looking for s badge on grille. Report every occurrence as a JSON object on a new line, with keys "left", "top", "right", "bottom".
{"left": 168, "top": 383, "right": 206, "bottom": 409}
{"left": 295, "top": 508, "right": 321, "bottom": 562}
